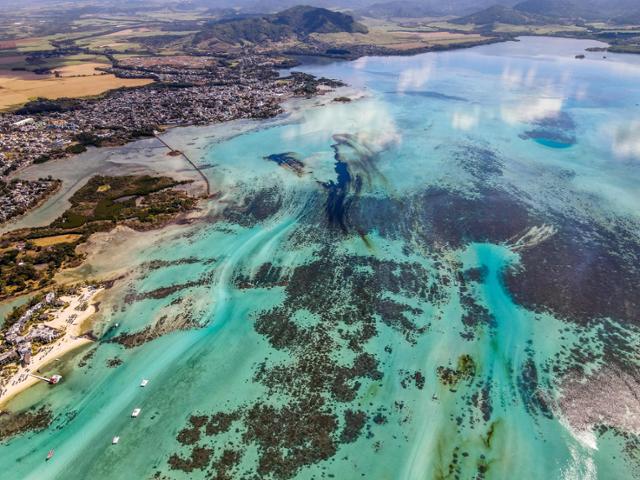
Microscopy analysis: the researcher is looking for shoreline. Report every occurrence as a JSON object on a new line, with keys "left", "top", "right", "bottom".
{"left": 0, "top": 179, "right": 62, "bottom": 230}
{"left": 0, "top": 286, "right": 103, "bottom": 408}
{"left": 0, "top": 35, "right": 620, "bottom": 408}
{"left": 0, "top": 33, "right": 619, "bottom": 232}
{"left": 0, "top": 83, "right": 359, "bottom": 237}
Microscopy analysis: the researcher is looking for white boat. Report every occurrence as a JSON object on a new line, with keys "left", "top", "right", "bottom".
{"left": 131, "top": 408, "right": 141, "bottom": 418}
{"left": 112, "top": 436, "right": 120, "bottom": 445}
{"left": 140, "top": 379, "right": 148, "bottom": 387}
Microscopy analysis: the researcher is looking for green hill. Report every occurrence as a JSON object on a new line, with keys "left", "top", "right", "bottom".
{"left": 452, "top": 0, "right": 640, "bottom": 25}
{"left": 193, "top": 6, "right": 368, "bottom": 46}
{"left": 358, "top": 1, "right": 442, "bottom": 19}
{"left": 271, "top": 5, "right": 368, "bottom": 34}
{"left": 513, "top": 0, "right": 588, "bottom": 18}
{"left": 451, "top": 4, "right": 547, "bottom": 25}
{"left": 614, "top": 11, "right": 640, "bottom": 24}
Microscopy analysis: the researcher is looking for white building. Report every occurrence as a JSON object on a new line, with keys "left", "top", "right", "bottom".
{"left": 12, "top": 118, "right": 35, "bottom": 127}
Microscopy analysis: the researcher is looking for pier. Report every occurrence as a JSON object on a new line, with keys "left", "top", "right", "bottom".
{"left": 28, "top": 373, "right": 62, "bottom": 384}
{"left": 154, "top": 134, "right": 211, "bottom": 198}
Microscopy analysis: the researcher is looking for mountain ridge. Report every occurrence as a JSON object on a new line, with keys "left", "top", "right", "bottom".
{"left": 192, "top": 5, "right": 368, "bottom": 47}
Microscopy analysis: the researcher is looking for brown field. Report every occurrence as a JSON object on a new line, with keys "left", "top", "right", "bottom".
{"left": 54, "top": 62, "right": 109, "bottom": 77}
{"left": 31, "top": 234, "right": 83, "bottom": 247}
{"left": 105, "top": 27, "right": 152, "bottom": 37}
{"left": 118, "top": 55, "right": 216, "bottom": 69}
{"left": 313, "top": 29, "right": 486, "bottom": 51}
{"left": 0, "top": 69, "right": 153, "bottom": 110}
{"left": 0, "top": 40, "right": 17, "bottom": 50}
{"left": 0, "top": 36, "right": 54, "bottom": 52}
{"left": 0, "top": 55, "right": 25, "bottom": 65}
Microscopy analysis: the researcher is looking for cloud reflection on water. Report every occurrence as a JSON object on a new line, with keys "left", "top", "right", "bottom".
{"left": 610, "top": 120, "right": 640, "bottom": 160}
{"left": 451, "top": 107, "right": 481, "bottom": 131}
{"left": 501, "top": 96, "right": 564, "bottom": 125}
{"left": 283, "top": 96, "right": 401, "bottom": 153}
{"left": 397, "top": 57, "right": 433, "bottom": 94}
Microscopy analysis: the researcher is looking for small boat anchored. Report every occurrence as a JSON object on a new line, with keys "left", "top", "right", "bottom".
{"left": 140, "top": 379, "right": 148, "bottom": 387}
{"left": 131, "top": 408, "right": 141, "bottom": 418}
{"left": 46, "top": 449, "right": 54, "bottom": 461}
{"left": 112, "top": 436, "right": 120, "bottom": 445}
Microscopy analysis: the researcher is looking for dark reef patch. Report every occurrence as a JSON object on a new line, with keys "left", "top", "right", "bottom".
{"left": 164, "top": 171, "right": 640, "bottom": 476}
{"left": 235, "top": 262, "right": 286, "bottom": 289}
{"left": 322, "top": 152, "right": 356, "bottom": 232}
{"left": 504, "top": 215, "right": 640, "bottom": 327}
{"left": 437, "top": 354, "right": 476, "bottom": 390}
{"left": 105, "top": 356, "right": 123, "bottom": 368}
{"left": 265, "top": 152, "right": 305, "bottom": 176}
{"left": 340, "top": 409, "right": 367, "bottom": 443}
{"left": 168, "top": 446, "right": 213, "bottom": 473}
{"left": 0, "top": 406, "right": 52, "bottom": 441}
{"left": 395, "top": 90, "right": 468, "bottom": 102}
{"left": 243, "top": 398, "right": 338, "bottom": 479}
{"left": 346, "top": 181, "right": 640, "bottom": 331}
{"left": 455, "top": 146, "right": 504, "bottom": 183}
{"left": 518, "top": 357, "right": 553, "bottom": 419}
{"left": 521, "top": 111, "right": 577, "bottom": 148}
{"left": 176, "top": 415, "right": 208, "bottom": 446}
{"left": 167, "top": 247, "right": 440, "bottom": 478}
{"left": 223, "top": 186, "right": 284, "bottom": 226}
{"left": 400, "top": 370, "right": 425, "bottom": 390}
{"left": 140, "top": 256, "right": 210, "bottom": 271}
{"left": 462, "top": 266, "right": 488, "bottom": 283}
{"left": 124, "top": 272, "right": 214, "bottom": 304}
{"left": 206, "top": 412, "right": 240, "bottom": 436}
{"left": 111, "top": 311, "right": 197, "bottom": 349}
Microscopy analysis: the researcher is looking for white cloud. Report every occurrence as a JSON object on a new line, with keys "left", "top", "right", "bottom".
{"left": 283, "top": 97, "right": 400, "bottom": 153}
{"left": 611, "top": 120, "right": 640, "bottom": 159}
{"left": 501, "top": 65, "right": 538, "bottom": 89}
{"left": 501, "top": 96, "right": 563, "bottom": 125}
{"left": 352, "top": 56, "right": 369, "bottom": 70}
{"left": 452, "top": 108, "right": 480, "bottom": 131}
{"left": 397, "top": 58, "right": 433, "bottom": 94}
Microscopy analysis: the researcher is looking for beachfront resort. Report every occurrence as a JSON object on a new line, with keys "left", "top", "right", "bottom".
{"left": 0, "top": 286, "right": 101, "bottom": 404}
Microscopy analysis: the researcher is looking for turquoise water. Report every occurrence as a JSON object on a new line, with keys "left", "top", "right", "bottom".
{"left": 2, "top": 37, "right": 640, "bottom": 480}
{"left": 533, "top": 138, "right": 573, "bottom": 149}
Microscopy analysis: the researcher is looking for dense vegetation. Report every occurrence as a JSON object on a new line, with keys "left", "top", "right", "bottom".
{"left": 452, "top": 5, "right": 548, "bottom": 25}
{"left": 0, "top": 175, "right": 195, "bottom": 299}
{"left": 194, "top": 6, "right": 367, "bottom": 46}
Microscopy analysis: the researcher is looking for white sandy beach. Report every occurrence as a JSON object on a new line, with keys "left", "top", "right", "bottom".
{"left": 0, "top": 287, "right": 103, "bottom": 407}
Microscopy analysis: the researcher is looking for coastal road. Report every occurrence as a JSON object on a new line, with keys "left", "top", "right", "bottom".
{"left": 154, "top": 134, "right": 211, "bottom": 197}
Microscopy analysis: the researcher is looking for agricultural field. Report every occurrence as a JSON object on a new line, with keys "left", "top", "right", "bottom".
{"left": 491, "top": 23, "right": 588, "bottom": 34}
{"left": 0, "top": 69, "right": 153, "bottom": 111}
{"left": 313, "top": 27, "right": 487, "bottom": 51}
{"left": 31, "top": 234, "right": 83, "bottom": 247}
{"left": 74, "top": 28, "right": 198, "bottom": 53}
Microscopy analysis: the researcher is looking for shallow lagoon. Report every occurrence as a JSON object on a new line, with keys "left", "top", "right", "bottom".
{"left": 2, "top": 37, "right": 640, "bottom": 480}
